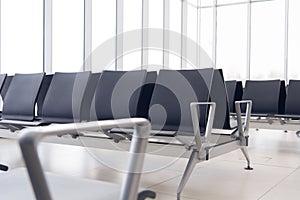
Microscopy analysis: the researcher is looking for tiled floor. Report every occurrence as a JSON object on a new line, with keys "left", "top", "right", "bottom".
{"left": 1, "top": 128, "right": 300, "bottom": 199}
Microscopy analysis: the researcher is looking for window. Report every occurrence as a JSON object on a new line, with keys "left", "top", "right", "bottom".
{"left": 92, "top": 0, "right": 116, "bottom": 72}
{"left": 217, "top": 0, "right": 248, "bottom": 5}
{"left": 250, "top": 0, "right": 285, "bottom": 80}
{"left": 216, "top": 4, "right": 247, "bottom": 81}
{"left": 52, "top": 0, "right": 84, "bottom": 72}
{"left": 185, "top": 1, "right": 198, "bottom": 69}
{"left": 199, "top": 7, "right": 214, "bottom": 64}
{"left": 168, "top": 0, "right": 182, "bottom": 70}
{"left": 1, "top": 0, "right": 43, "bottom": 74}
{"left": 123, "top": 0, "right": 142, "bottom": 71}
{"left": 288, "top": 0, "right": 300, "bottom": 80}
{"left": 200, "top": 0, "right": 213, "bottom": 7}
{"left": 147, "top": 0, "right": 164, "bottom": 71}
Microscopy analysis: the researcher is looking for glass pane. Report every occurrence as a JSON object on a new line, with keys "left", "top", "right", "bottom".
{"left": 250, "top": 0, "right": 285, "bottom": 80}
{"left": 123, "top": 0, "right": 142, "bottom": 71}
{"left": 168, "top": 0, "right": 182, "bottom": 69}
{"left": 1, "top": 0, "right": 43, "bottom": 75}
{"left": 148, "top": 0, "right": 164, "bottom": 71}
{"left": 217, "top": 0, "right": 248, "bottom": 5}
{"left": 200, "top": 0, "right": 213, "bottom": 7}
{"left": 216, "top": 4, "right": 247, "bottom": 81}
{"left": 52, "top": 0, "right": 84, "bottom": 72}
{"left": 92, "top": 0, "right": 116, "bottom": 72}
{"left": 199, "top": 8, "right": 214, "bottom": 63}
{"left": 288, "top": 0, "right": 300, "bottom": 80}
{"left": 185, "top": 1, "right": 198, "bottom": 69}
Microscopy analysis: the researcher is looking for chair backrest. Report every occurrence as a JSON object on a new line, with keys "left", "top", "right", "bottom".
{"left": 2, "top": 73, "right": 45, "bottom": 121}
{"left": 279, "top": 80, "right": 286, "bottom": 115}
{"left": 285, "top": 80, "right": 300, "bottom": 115}
{"left": 0, "top": 75, "right": 13, "bottom": 100}
{"left": 136, "top": 71, "right": 157, "bottom": 119}
{"left": 36, "top": 74, "right": 53, "bottom": 117}
{"left": 80, "top": 73, "right": 101, "bottom": 121}
{"left": 0, "top": 74, "right": 7, "bottom": 92}
{"left": 210, "top": 69, "right": 231, "bottom": 129}
{"left": 242, "top": 80, "right": 283, "bottom": 115}
{"left": 225, "top": 80, "right": 243, "bottom": 113}
{"left": 41, "top": 72, "right": 91, "bottom": 123}
{"left": 92, "top": 70, "right": 147, "bottom": 120}
{"left": 149, "top": 69, "right": 211, "bottom": 135}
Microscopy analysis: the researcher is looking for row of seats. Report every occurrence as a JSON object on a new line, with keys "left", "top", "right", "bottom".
{"left": 226, "top": 79, "right": 300, "bottom": 118}
{"left": 0, "top": 69, "right": 253, "bottom": 199}
{"left": 0, "top": 71, "right": 153, "bottom": 130}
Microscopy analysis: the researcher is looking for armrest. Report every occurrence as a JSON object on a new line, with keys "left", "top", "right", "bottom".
{"left": 190, "top": 102, "right": 216, "bottom": 151}
{"left": 235, "top": 100, "right": 252, "bottom": 138}
{"left": 18, "top": 118, "right": 151, "bottom": 200}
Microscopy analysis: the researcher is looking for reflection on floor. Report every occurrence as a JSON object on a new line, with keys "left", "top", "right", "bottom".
{"left": 1, "top": 128, "right": 300, "bottom": 200}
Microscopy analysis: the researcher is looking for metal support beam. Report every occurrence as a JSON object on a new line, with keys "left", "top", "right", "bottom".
{"left": 246, "top": 0, "right": 251, "bottom": 79}
{"left": 284, "top": 0, "right": 289, "bottom": 83}
{"left": 141, "top": 0, "right": 149, "bottom": 69}
{"left": 181, "top": 0, "right": 187, "bottom": 69}
{"left": 0, "top": 0, "right": 1, "bottom": 73}
{"left": 212, "top": 0, "right": 217, "bottom": 67}
{"left": 43, "top": 0, "right": 52, "bottom": 73}
{"left": 115, "top": 0, "right": 124, "bottom": 70}
{"left": 163, "top": 0, "right": 170, "bottom": 69}
{"left": 84, "top": 0, "right": 92, "bottom": 71}
{"left": 196, "top": 0, "right": 201, "bottom": 68}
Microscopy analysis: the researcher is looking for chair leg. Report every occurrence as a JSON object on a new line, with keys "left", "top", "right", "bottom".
{"left": 177, "top": 150, "right": 199, "bottom": 200}
{"left": 241, "top": 147, "right": 253, "bottom": 170}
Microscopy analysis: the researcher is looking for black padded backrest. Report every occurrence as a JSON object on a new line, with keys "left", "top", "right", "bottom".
{"left": 0, "top": 75, "right": 13, "bottom": 100}
{"left": 2, "top": 73, "right": 45, "bottom": 121}
{"left": 136, "top": 71, "right": 157, "bottom": 118}
{"left": 242, "top": 80, "right": 282, "bottom": 115}
{"left": 0, "top": 74, "right": 7, "bottom": 112}
{"left": 210, "top": 69, "right": 231, "bottom": 129}
{"left": 93, "top": 70, "right": 147, "bottom": 120}
{"left": 225, "top": 80, "right": 243, "bottom": 113}
{"left": 81, "top": 73, "right": 101, "bottom": 121}
{"left": 0, "top": 74, "right": 7, "bottom": 92}
{"left": 149, "top": 70, "right": 211, "bottom": 134}
{"left": 36, "top": 74, "right": 53, "bottom": 117}
{"left": 42, "top": 72, "right": 91, "bottom": 123}
{"left": 278, "top": 81, "right": 286, "bottom": 114}
{"left": 285, "top": 80, "right": 300, "bottom": 115}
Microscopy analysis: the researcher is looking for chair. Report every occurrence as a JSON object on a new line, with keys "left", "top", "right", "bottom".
{"left": 147, "top": 69, "right": 252, "bottom": 199}
{"left": 0, "top": 73, "right": 7, "bottom": 116}
{"left": 225, "top": 80, "right": 243, "bottom": 113}
{"left": 41, "top": 72, "right": 92, "bottom": 123}
{"left": 80, "top": 73, "right": 102, "bottom": 121}
{"left": 36, "top": 74, "right": 53, "bottom": 118}
{"left": 0, "top": 74, "right": 7, "bottom": 93}
{"left": 0, "top": 73, "right": 45, "bottom": 130}
{"left": 91, "top": 70, "right": 148, "bottom": 121}
{"left": 278, "top": 80, "right": 300, "bottom": 118}
{"left": 0, "top": 75, "right": 12, "bottom": 101}
{"left": 0, "top": 118, "right": 155, "bottom": 200}
{"left": 242, "top": 80, "right": 284, "bottom": 116}
{"left": 136, "top": 71, "right": 157, "bottom": 119}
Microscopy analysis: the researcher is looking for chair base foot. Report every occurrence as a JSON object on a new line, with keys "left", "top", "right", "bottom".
{"left": 244, "top": 166, "right": 253, "bottom": 170}
{"left": 0, "top": 164, "right": 8, "bottom": 171}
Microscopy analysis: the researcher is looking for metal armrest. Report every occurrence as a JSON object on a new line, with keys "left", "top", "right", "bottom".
{"left": 235, "top": 100, "right": 252, "bottom": 138}
{"left": 190, "top": 102, "right": 216, "bottom": 151}
{"left": 18, "top": 118, "right": 151, "bottom": 200}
